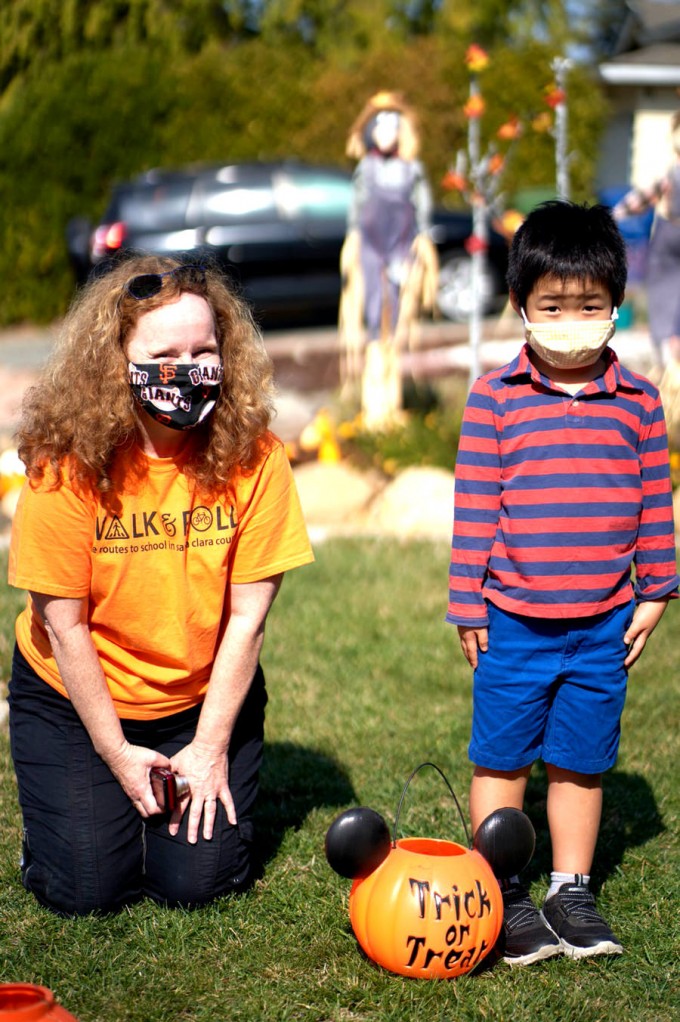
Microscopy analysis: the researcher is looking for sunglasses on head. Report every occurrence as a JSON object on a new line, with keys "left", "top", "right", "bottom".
{"left": 123, "top": 264, "right": 206, "bottom": 300}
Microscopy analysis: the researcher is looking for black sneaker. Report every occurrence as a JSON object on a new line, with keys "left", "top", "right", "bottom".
{"left": 499, "top": 882, "right": 563, "bottom": 966}
{"left": 541, "top": 877, "right": 623, "bottom": 959}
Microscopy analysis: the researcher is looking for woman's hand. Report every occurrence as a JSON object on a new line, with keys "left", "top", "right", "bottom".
{"left": 30, "top": 592, "right": 172, "bottom": 818}
{"left": 106, "top": 740, "right": 172, "bottom": 818}
{"left": 168, "top": 740, "right": 232, "bottom": 843}
{"left": 164, "top": 575, "right": 284, "bottom": 844}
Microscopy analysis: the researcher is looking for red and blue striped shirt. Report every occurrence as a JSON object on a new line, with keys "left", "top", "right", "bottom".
{"left": 447, "top": 345, "right": 679, "bottom": 627}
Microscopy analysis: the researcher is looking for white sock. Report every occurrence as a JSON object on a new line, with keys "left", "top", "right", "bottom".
{"left": 545, "top": 871, "right": 590, "bottom": 900}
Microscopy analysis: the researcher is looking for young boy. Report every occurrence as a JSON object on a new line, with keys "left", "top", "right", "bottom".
{"left": 447, "top": 201, "right": 678, "bottom": 966}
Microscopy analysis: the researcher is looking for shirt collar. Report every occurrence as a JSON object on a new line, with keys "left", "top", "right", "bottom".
{"left": 501, "top": 343, "right": 642, "bottom": 395}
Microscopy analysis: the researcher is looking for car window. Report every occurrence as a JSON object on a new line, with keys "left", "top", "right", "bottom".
{"left": 273, "top": 168, "right": 352, "bottom": 220}
{"left": 199, "top": 183, "right": 278, "bottom": 222}
{"left": 107, "top": 181, "right": 192, "bottom": 230}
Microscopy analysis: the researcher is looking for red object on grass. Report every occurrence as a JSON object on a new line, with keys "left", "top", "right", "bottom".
{"left": 0, "top": 985, "right": 79, "bottom": 1020}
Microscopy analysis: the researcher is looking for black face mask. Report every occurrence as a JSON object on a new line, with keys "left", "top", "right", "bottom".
{"left": 128, "top": 361, "right": 223, "bottom": 431}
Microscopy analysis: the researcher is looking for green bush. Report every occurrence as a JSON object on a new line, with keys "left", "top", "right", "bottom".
{"left": 0, "top": 48, "right": 180, "bottom": 323}
{"left": 346, "top": 408, "right": 463, "bottom": 476}
{"left": 338, "top": 378, "right": 466, "bottom": 476}
{"left": 0, "top": 27, "right": 608, "bottom": 326}
{"left": 0, "top": 39, "right": 320, "bottom": 324}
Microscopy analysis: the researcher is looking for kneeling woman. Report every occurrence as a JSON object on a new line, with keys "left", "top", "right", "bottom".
{"left": 8, "top": 257, "right": 313, "bottom": 915}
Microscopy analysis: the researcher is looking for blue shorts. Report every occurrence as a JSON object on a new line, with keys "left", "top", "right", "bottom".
{"left": 469, "top": 600, "right": 634, "bottom": 775}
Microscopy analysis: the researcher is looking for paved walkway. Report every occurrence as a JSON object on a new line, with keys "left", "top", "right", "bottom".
{"left": 0, "top": 316, "right": 661, "bottom": 546}
{"left": 0, "top": 317, "right": 659, "bottom": 442}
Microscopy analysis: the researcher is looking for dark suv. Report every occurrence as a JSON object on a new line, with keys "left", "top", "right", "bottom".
{"left": 67, "top": 160, "right": 508, "bottom": 323}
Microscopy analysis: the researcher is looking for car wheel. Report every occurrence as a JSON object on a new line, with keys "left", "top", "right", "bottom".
{"left": 436, "top": 251, "right": 498, "bottom": 322}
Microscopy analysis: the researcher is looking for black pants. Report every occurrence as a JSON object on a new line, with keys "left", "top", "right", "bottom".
{"left": 8, "top": 645, "right": 267, "bottom": 916}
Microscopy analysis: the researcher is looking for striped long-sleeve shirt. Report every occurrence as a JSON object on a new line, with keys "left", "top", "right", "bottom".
{"left": 447, "top": 345, "right": 679, "bottom": 628}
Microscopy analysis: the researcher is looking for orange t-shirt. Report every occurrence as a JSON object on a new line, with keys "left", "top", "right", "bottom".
{"left": 9, "top": 434, "right": 313, "bottom": 719}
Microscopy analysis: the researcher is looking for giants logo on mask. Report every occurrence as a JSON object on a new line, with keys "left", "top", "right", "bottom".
{"left": 128, "top": 361, "right": 223, "bottom": 430}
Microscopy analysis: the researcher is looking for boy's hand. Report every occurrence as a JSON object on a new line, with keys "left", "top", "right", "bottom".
{"left": 624, "top": 598, "right": 670, "bottom": 668}
{"left": 457, "top": 625, "right": 489, "bottom": 669}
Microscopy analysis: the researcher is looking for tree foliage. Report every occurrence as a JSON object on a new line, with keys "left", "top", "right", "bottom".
{"left": 0, "top": 0, "right": 615, "bottom": 324}
{"left": 0, "top": 0, "right": 258, "bottom": 89}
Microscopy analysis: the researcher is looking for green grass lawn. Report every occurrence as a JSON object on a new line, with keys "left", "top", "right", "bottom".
{"left": 0, "top": 539, "right": 678, "bottom": 1021}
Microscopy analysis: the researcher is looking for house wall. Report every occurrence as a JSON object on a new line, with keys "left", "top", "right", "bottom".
{"left": 632, "top": 107, "right": 677, "bottom": 186}
{"left": 597, "top": 85, "right": 678, "bottom": 194}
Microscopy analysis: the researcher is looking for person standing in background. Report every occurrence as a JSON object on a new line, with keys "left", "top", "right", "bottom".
{"left": 614, "top": 109, "right": 680, "bottom": 370}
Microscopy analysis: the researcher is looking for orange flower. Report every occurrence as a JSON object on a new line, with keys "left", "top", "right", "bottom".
{"left": 488, "top": 153, "right": 504, "bottom": 175}
{"left": 497, "top": 117, "right": 522, "bottom": 141}
{"left": 464, "top": 94, "right": 486, "bottom": 119}
{"left": 465, "top": 44, "right": 490, "bottom": 72}
{"left": 531, "top": 112, "right": 553, "bottom": 133}
{"left": 442, "top": 169, "right": 468, "bottom": 192}
{"left": 545, "top": 86, "right": 566, "bottom": 109}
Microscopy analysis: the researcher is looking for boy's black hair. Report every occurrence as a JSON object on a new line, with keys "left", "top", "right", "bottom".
{"left": 506, "top": 200, "right": 627, "bottom": 309}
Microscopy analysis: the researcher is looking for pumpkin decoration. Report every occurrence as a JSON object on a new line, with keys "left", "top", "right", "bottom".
{"left": 326, "top": 763, "right": 536, "bottom": 979}
{"left": 0, "top": 984, "right": 79, "bottom": 1020}
{"left": 349, "top": 834, "right": 501, "bottom": 978}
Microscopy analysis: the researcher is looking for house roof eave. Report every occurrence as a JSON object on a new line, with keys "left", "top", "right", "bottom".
{"left": 599, "top": 62, "right": 680, "bottom": 86}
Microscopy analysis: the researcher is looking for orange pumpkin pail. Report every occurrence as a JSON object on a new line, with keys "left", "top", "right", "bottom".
{"left": 326, "top": 762, "right": 520, "bottom": 979}
{"left": 349, "top": 837, "right": 502, "bottom": 978}
{"left": 0, "top": 985, "right": 79, "bottom": 1021}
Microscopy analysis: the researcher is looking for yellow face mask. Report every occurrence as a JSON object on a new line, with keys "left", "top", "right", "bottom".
{"left": 521, "top": 309, "right": 618, "bottom": 369}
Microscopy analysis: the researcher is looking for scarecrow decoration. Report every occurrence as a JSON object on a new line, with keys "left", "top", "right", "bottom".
{"left": 340, "top": 91, "right": 439, "bottom": 430}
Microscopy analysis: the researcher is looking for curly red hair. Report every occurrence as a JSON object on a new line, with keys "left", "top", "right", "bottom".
{"left": 16, "top": 255, "right": 275, "bottom": 509}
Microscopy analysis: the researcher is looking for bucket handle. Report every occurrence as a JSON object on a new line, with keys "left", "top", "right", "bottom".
{"left": 392, "top": 761, "right": 471, "bottom": 849}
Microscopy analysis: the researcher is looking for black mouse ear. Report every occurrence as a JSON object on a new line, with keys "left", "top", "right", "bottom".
{"left": 473, "top": 808, "right": 536, "bottom": 879}
{"left": 325, "top": 807, "right": 391, "bottom": 879}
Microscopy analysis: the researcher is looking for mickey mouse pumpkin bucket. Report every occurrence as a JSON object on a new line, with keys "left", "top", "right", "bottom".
{"left": 325, "top": 763, "right": 536, "bottom": 979}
